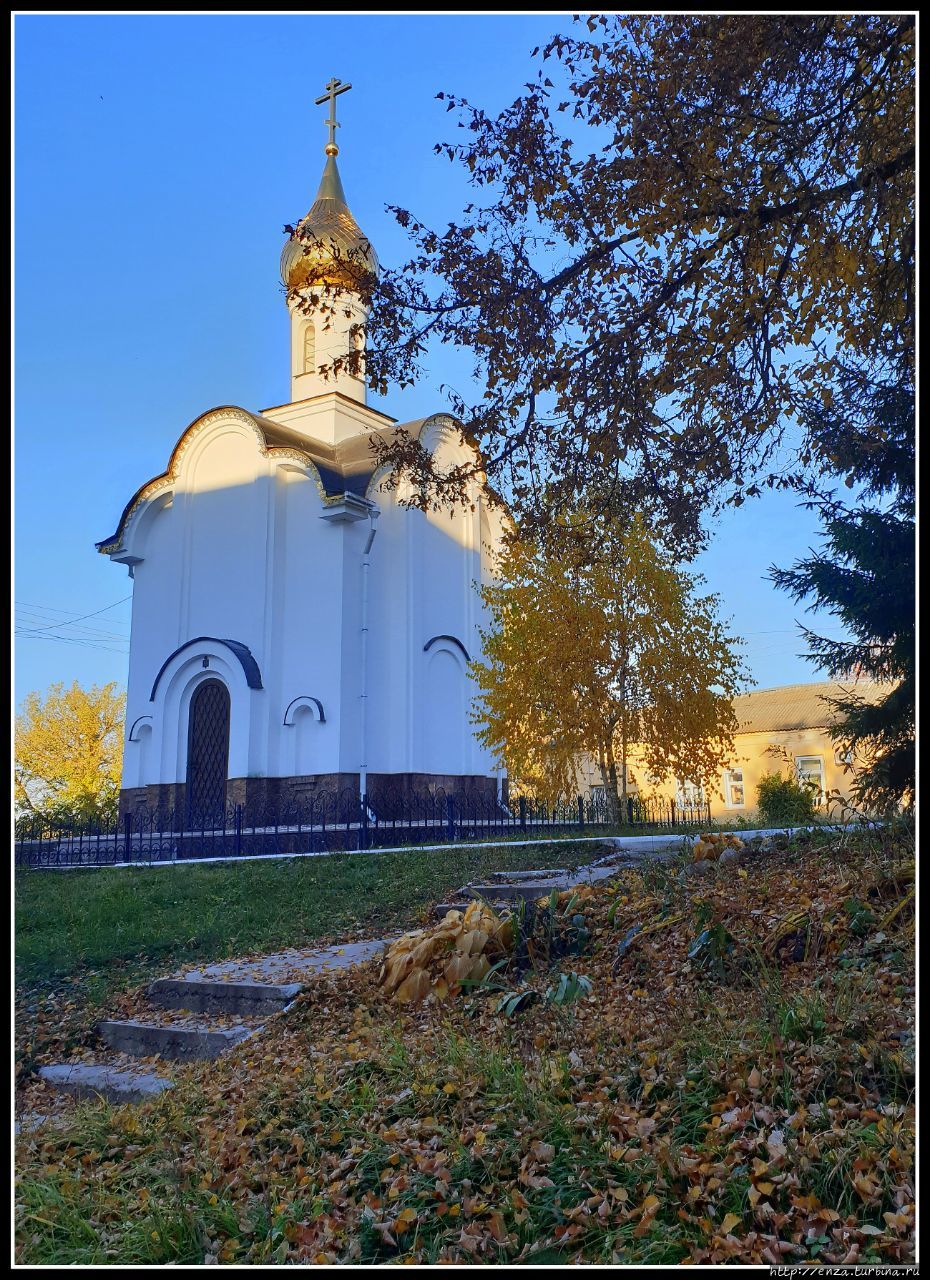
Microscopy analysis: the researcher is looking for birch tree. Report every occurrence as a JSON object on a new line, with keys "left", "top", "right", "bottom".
{"left": 470, "top": 514, "right": 747, "bottom": 818}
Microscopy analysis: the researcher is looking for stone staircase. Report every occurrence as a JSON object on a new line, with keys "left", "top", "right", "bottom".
{"left": 27, "top": 841, "right": 675, "bottom": 1114}
{"left": 35, "top": 939, "right": 391, "bottom": 1106}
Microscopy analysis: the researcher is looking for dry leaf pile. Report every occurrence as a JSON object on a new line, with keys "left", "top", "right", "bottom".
{"left": 379, "top": 887, "right": 598, "bottom": 1005}
{"left": 379, "top": 900, "right": 516, "bottom": 1003}
{"left": 692, "top": 832, "right": 745, "bottom": 861}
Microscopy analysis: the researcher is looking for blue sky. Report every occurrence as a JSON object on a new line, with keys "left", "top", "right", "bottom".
{"left": 14, "top": 13, "right": 849, "bottom": 705}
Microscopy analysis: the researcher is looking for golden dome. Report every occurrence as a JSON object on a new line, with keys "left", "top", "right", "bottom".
{"left": 280, "top": 154, "right": 379, "bottom": 292}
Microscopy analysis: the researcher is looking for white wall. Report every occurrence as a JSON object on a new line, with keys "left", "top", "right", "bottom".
{"left": 113, "top": 408, "right": 503, "bottom": 791}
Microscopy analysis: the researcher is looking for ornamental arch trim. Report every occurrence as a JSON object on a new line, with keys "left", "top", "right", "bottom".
{"left": 149, "top": 637, "right": 263, "bottom": 702}
{"left": 128, "top": 715, "right": 154, "bottom": 742}
{"left": 283, "top": 696, "right": 326, "bottom": 725}
{"left": 96, "top": 406, "right": 334, "bottom": 557}
{"left": 423, "top": 634, "right": 471, "bottom": 664}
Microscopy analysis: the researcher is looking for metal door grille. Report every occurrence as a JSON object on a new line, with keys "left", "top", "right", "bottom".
{"left": 186, "top": 679, "right": 230, "bottom": 824}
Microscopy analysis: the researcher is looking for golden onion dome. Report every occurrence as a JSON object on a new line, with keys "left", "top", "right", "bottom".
{"left": 280, "top": 152, "right": 379, "bottom": 292}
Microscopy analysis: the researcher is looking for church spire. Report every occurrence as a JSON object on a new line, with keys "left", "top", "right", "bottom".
{"left": 280, "top": 77, "right": 379, "bottom": 293}
{"left": 280, "top": 79, "right": 378, "bottom": 408}
{"left": 313, "top": 152, "right": 348, "bottom": 206}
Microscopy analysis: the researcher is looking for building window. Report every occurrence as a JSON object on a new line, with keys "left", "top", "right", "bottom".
{"left": 303, "top": 323, "right": 315, "bottom": 373}
{"left": 795, "top": 756, "right": 825, "bottom": 805}
{"left": 723, "top": 768, "right": 745, "bottom": 808}
{"left": 676, "top": 779, "right": 705, "bottom": 807}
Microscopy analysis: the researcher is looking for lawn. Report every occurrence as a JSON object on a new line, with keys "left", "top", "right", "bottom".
{"left": 14, "top": 837, "right": 624, "bottom": 996}
{"left": 15, "top": 825, "right": 914, "bottom": 1265}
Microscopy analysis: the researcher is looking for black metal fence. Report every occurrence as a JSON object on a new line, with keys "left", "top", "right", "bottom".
{"left": 14, "top": 788, "right": 711, "bottom": 869}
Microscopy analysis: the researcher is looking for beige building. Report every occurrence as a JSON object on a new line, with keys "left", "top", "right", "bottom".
{"left": 580, "top": 681, "right": 886, "bottom": 820}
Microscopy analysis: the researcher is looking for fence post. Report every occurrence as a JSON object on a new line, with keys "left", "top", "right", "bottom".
{"left": 519, "top": 795, "right": 527, "bottom": 832}
{"left": 235, "top": 804, "right": 242, "bottom": 858}
{"left": 577, "top": 795, "right": 584, "bottom": 828}
{"left": 446, "top": 793, "right": 455, "bottom": 842}
{"left": 123, "top": 811, "right": 132, "bottom": 863}
{"left": 360, "top": 793, "right": 369, "bottom": 851}
{"left": 627, "top": 796, "right": 634, "bottom": 826}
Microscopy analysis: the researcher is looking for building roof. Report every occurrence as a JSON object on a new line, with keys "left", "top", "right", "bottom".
{"left": 252, "top": 411, "right": 408, "bottom": 499}
{"left": 732, "top": 680, "right": 887, "bottom": 733}
{"left": 280, "top": 153, "right": 378, "bottom": 290}
{"left": 95, "top": 406, "right": 485, "bottom": 556}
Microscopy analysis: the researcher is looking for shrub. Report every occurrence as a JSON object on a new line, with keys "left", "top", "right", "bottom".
{"left": 756, "top": 772, "right": 819, "bottom": 825}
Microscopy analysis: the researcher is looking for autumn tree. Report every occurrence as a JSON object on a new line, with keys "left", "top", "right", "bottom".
{"left": 15, "top": 681, "right": 125, "bottom": 825}
{"left": 359, "top": 14, "right": 913, "bottom": 550}
{"left": 470, "top": 512, "right": 748, "bottom": 819}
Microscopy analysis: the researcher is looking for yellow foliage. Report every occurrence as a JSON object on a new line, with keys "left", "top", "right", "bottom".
{"left": 471, "top": 512, "right": 748, "bottom": 809}
{"left": 15, "top": 681, "right": 125, "bottom": 821}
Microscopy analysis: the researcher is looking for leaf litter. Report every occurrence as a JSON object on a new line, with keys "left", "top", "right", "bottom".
{"left": 15, "top": 826, "right": 914, "bottom": 1264}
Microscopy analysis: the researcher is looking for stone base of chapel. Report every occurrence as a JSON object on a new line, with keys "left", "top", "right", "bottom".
{"left": 119, "top": 772, "right": 503, "bottom": 823}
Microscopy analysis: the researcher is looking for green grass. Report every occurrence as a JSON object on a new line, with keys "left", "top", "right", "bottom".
{"left": 14, "top": 838, "right": 614, "bottom": 997}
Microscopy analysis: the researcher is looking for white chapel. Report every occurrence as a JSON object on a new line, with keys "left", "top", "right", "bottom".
{"left": 97, "top": 82, "right": 507, "bottom": 821}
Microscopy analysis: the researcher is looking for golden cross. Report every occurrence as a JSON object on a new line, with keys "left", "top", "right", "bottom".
{"left": 314, "top": 77, "right": 352, "bottom": 153}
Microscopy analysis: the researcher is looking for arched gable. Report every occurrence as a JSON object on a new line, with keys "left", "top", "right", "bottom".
{"left": 96, "top": 406, "right": 333, "bottom": 559}
{"left": 364, "top": 412, "right": 485, "bottom": 504}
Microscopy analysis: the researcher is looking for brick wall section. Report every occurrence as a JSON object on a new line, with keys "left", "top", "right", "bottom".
{"left": 119, "top": 773, "right": 500, "bottom": 823}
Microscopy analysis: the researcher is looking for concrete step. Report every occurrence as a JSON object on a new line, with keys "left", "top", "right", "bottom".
{"left": 181, "top": 938, "right": 393, "bottom": 986}
{"left": 433, "top": 902, "right": 467, "bottom": 919}
{"left": 463, "top": 881, "right": 567, "bottom": 902}
{"left": 489, "top": 868, "right": 565, "bottom": 880}
{"left": 148, "top": 977, "right": 302, "bottom": 1016}
{"left": 38, "top": 1063, "right": 174, "bottom": 1103}
{"left": 433, "top": 900, "right": 517, "bottom": 920}
{"left": 97, "top": 1019, "right": 255, "bottom": 1061}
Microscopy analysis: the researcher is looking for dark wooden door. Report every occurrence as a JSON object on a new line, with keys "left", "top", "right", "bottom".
{"left": 186, "top": 679, "right": 230, "bottom": 823}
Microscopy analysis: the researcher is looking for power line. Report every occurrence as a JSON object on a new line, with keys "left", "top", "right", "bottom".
{"left": 14, "top": 632, "right": 129, "bottom": 654}
{"left": 15, "top": 595, "right": 133, "bottom": 636}
{"left": 14, "top": 611, "right": 130, "bottom": 643}
{"left": 15, "top": 598, "right": 131, "bottom": 618}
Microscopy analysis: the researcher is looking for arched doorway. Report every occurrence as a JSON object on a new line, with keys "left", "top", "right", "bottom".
{"left": 186, "top": 679, "right": 230, "bottom": 822}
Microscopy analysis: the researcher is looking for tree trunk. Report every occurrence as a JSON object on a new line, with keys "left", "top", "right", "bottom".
{"left": 604, "top": 742, "right": 621, "bottom": 825}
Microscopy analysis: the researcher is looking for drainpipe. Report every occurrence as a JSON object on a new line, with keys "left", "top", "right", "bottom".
{"left": 359, "top": 507, "right": 379, "bottom": 804}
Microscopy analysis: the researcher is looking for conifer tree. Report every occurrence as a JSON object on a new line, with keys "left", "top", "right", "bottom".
{"left": 769, "top": 374, "right": 914, "bottom": 810}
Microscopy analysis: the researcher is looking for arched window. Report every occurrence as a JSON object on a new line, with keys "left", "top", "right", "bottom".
{"left": 303, "top": 323, "right": 315, "bottom": 374}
